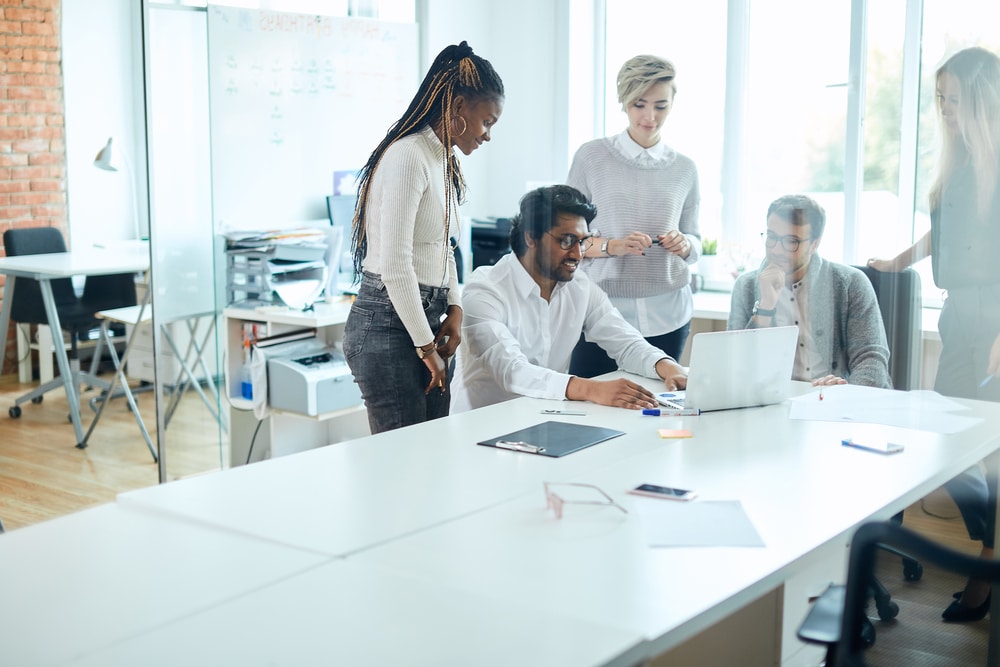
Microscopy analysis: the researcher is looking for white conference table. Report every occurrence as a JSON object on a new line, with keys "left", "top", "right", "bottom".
{"left": 4, "top": 377, "right": 1000, "bottom": 665}
{"left": 0, "top": 244, "right": 149, "bottom": 446}
{"left": 70, "top": 378, "right": 1000, "bottom": 665}
{"left": 0, "top": 502, "right": 328, "bottom": 667}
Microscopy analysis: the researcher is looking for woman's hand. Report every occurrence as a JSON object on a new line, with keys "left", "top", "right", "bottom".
{"left": 422, "top": 351, "right": 447, "bottom": 395}
{"left": 436, "top": 305, "right": 463, "bottom": 359}
{"left": 607, "top": 231, "right": 652, "bottom": 257}
{"left": 658, "top": 230, "right": 691, "bottom": 258}
{"left": 867, "top": 257, "right": 898, "bottom": 272}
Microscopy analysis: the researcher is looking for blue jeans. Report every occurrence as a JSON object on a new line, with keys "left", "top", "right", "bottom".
{"left": 568, "top": 322, "right": 690, "bottom": 378}
{"left": 344, "top": 272, "right": 450, "bottom": 434}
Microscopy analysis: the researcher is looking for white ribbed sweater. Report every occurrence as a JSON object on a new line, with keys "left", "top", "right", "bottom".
{"left": 361, "top": 125, "right": 460, "bottom": 347}
{"left": 568, "top": 137, "right": 700, "bottom": 299}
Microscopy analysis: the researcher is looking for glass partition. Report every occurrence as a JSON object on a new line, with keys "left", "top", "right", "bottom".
{"left": 145, "top": 4, "right": 224, "bottom": 481}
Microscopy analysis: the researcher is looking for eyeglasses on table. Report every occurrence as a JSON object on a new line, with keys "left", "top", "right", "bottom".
{"left": 544, "top": 481, "right": 628, "bottom": 519}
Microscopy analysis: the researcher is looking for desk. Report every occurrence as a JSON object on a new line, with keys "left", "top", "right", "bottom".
{"left": 0, "top": 245, "right": 149, "bottom": 446}
{"left": 0, "top": 503, "right": 328, "bottom": 667}
{"left": 3, "top": 379, "right": 1000, "bottom": 666}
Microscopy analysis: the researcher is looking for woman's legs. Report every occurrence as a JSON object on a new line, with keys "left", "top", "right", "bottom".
{"left": 936, "top": 288, "right": 1000, "bottom": 616}
{"left": 344, "top": 276, "right": 450, "bottom": 435}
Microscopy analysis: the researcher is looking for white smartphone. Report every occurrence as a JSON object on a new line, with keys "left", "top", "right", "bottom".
{"left": 627, "top": 483, "right": 697, "bottom": 501}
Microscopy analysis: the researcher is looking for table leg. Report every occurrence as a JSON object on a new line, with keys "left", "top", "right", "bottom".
{"left": 0, "top": 276, "right": 15, "bottom": 379}
{"left": 37, "top": 279, "right": 86, "bottom": 446}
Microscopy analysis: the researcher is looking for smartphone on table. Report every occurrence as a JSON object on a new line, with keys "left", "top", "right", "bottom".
{"left": 627, "top": 483, "right": 697, "bottom": 501}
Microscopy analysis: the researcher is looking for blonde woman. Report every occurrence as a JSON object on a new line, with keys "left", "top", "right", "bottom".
{"left": 567, "top": 55, "right": 700, "bottom": 377}
{"left": 870, "top": 46, "right": 1000, "bottom": 622}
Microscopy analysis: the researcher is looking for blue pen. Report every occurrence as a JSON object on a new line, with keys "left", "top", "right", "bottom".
{"left": 642, "top": 408, "right": 700, "bottom": 417}
{"left": 980, "top": 375, "right": 995, "bottom": 389}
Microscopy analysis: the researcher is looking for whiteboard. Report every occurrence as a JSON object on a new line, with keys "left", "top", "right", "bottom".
{"left": 207, "top": 6, "right": 418, "bottom": 231}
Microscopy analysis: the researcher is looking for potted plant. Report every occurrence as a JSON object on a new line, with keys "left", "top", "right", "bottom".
{"left": 698, "top": 238, "right": 719, "bottom": 280}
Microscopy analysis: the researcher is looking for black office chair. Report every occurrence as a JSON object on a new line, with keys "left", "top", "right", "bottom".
{"left": 798, "top": 520, "right": 1000, "bottom": 665}
{"left": 854, "top": 265, "right": 922, "bottom": 392}
{"left": 853, "top": 265, "right": 926, "bottom": 620}
{"left": 4, "top": 227, "right": 136, "bottom": 418}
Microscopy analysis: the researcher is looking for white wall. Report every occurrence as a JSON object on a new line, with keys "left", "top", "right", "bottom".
{"left": 63, "top": 1, "right": 575, "bottom": 246}
{"left": 423, "top": 0, "right": 571, "bottom": 222}
{"left": 62, "top": 0, "right": 146, "bottom": 248}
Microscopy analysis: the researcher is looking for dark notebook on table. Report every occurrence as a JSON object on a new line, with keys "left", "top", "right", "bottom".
{"left": 477, "top": 420, "right": 625, "bottom": 458}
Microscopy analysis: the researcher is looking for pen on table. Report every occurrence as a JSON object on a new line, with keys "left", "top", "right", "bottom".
{"left": 980, "top": 375, "right": 995, "bottom": 389}
{"left": 641, "top": 408, "right": 701, "bottom": 417}
{"left": 494, "top": 440, "right": 545, "bottom": 454}
{"left": 819, "top": 387, "right": 824, "bottom": 401}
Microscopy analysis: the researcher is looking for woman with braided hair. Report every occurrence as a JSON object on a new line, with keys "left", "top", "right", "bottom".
{"left": 344, "top": 41, "right": 504, "bottom": 434}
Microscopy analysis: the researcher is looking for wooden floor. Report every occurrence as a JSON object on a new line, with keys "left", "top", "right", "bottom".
{"left": 0, "top": 374, "right": 226, "bottom": 531}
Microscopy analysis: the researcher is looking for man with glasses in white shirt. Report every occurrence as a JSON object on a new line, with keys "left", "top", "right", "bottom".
{"left": 728, "top": 194, "right": 891, "bottom": 388}
{"left": 452, "top": 185, "right": 687, "bottom": 411}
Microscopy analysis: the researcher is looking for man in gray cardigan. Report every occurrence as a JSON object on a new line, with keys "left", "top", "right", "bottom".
{"left": 728, "top": 194, "right": 891, "bottom": 388}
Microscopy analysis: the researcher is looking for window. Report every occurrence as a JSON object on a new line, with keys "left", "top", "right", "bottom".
{"left": 603, "top": 1, "right": 728, "bottom": 246}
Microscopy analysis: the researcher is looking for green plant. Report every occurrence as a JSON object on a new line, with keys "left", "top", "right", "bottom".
{"left": 701, "top": 238, "right": 718, "bottom": 255}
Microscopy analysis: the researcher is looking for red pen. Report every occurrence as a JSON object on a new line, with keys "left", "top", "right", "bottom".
{"left": 819, "top": 388, "right": 824, "bottom": 401}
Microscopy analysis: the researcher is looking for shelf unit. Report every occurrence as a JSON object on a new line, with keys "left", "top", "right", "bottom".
{"left": 223, "top": 298, "right": 368, "bottom": 466}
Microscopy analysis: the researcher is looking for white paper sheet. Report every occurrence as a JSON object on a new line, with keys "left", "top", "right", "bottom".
{"left": 787, "top": 385, "right": 981, "bottom": 434}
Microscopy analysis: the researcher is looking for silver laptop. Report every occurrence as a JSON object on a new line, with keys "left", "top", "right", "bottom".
{"left": 657, "top": 326, "right": 799, "bottom": 412}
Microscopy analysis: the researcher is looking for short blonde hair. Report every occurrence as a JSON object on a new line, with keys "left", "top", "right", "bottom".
{"left": 617, "top": 55, "right": 677, "bottom": 110}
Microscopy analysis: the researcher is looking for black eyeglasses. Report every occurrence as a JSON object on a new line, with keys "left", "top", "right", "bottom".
{"left": 546, "top": 232, "right": 594, "bottom": 252}
{"left": 762, "top": 231, "right": 811, "bottom": 252}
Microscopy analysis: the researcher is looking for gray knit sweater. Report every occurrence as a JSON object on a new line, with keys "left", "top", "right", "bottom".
{"left": 728, "top": 256, "right": 891, "bottom": 388}
{"left": 567, "top": 137, "right": 700, "bottom": 299}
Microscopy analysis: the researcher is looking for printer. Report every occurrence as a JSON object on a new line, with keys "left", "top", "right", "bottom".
{"left": 266, "top": 341, "right": 361, "bottom": 416}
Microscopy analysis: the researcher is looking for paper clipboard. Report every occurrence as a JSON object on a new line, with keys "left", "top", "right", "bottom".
{"left": 477, "top": 420, "right": 625, "bottom": 458}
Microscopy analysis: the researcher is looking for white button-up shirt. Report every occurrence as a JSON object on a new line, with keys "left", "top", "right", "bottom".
{"left": 451, "top": 253, "right": 670, "bottom": 412}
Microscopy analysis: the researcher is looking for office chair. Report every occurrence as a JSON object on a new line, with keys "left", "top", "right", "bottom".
{"left": 853, "top": 265, "right": 925, "bottom": 623}
{"left": 854, "top": 265, "right": 922, "bottom": 392}
{"left": 3, "top": 227, "right": 136, "bottom": 418}
{"left": 798, "top": 520, "right": 1000, "bottom": 666}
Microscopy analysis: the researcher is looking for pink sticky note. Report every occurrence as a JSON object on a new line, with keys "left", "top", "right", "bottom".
{"left": 658, "top": 428, "right": 693, "bottom": 439}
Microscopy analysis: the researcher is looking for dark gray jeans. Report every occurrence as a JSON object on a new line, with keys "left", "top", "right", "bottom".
{"left": 344, "top": 272, "right": 450, "bottom": 435}
{"left": 937, "top": 285, "right": 1000, "bottom": 548}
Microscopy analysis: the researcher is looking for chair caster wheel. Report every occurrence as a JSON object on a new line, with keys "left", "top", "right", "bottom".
{"left": 903, "top": 559, "right": 923, "bottom": 582}
{"left": 9, "top": 405, "right": 22, "bottom": 418}
{"left": 859, "top": 615, "right": 876, "bottom": 648}
{"left": 876, "top": 600, "right": 899, "bottom": 621}
{"left": 31, "top": 396, "right": 43, "bottom": 404}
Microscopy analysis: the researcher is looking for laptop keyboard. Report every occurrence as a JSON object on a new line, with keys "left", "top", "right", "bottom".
{"left": 656, "top": 392, "right": 685, "bottom": 408}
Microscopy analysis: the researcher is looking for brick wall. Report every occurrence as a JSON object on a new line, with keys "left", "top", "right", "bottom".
{"left": 0, "top": 0, "right": 65, "bottom": 377}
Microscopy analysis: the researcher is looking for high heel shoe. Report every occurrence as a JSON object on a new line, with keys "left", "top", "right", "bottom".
{"left": 942, "top": 592, "right": 991, "bottom": 622}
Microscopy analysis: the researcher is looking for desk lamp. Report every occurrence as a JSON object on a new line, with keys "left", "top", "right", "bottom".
{"left": 94, "top": 137, "right": 142, "bottom": 240}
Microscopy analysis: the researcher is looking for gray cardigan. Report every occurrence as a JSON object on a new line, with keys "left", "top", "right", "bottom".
{"left": 728, "top": 256, "right": 891, "bottom": 388}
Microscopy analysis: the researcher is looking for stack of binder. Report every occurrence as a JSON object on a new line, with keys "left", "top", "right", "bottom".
{"left": 224, "top": 228, "right": 329, "bottom": 308}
